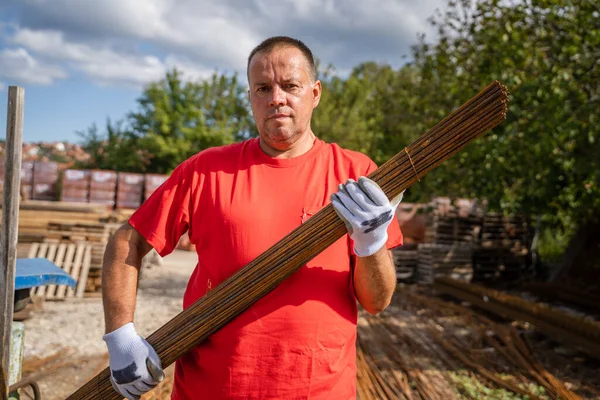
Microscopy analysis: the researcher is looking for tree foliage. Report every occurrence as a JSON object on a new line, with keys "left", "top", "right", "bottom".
{"left": 78, "top": 69, "right": 256, "bottom": 174}
{"left": 129, "top": 69, "right": 256, "bottom": 173}
{"left": 408, "top": 0, "right": 600, "bottom": 229}
{"left": 77, "top": 0, "right": 597, "bottom": 239}
{"left": 75, "top": 119, "right": 150, "bottom": 172}
{"left": 317, "top": 0, "right": 600, "bottom": 233}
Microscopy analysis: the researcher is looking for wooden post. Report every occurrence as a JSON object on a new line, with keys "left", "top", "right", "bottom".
{"left": 0, "top": 87, "right": 24, "bottom": 399}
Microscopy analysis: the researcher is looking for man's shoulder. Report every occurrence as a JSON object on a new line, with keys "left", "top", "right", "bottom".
{"left": 325, "top": 141, "right": 375, "bottom": 167}
{"left": 182, "top": 139, "right": 254, "bottom": 168}
{"left": 197, "top": 140, "right": 250, "bottom": 158}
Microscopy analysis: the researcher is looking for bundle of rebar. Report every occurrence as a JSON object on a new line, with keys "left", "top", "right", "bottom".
{"left": 68, "top": 81, "right": 508, "bottom": 399}
{"left": 355, "top": 289, "right": 583, "bottom": 400}
{"left": 435, "top": 277, "right": 600, "bottom": 359}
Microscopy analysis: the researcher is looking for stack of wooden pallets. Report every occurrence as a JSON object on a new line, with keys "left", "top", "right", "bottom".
{"left": 43, "top": 221, "right": 121, "bottom": 294}
{"left": 12, "top": 201, "right": 110, "bottom": 260}
{"left": 472, "top": 214, "right": 531, "bottom": 283}
{"left": 417, "top": 243, "right": 473, "bottom": 284}
{"left": 27, "top": 242, "right": 92, "bottom": 300}
{"left": 391, "top": 244, "right": 418, "bottom": 283}
{"left": 424, "top": 212, "right": 482, "bottom": 245}
{"left": 479, "top": 213, "right": 531, "bottom": 250}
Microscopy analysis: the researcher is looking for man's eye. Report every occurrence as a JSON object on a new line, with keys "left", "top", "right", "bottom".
{"left": 257, "top": 87, "right": 269, "bottom": 92}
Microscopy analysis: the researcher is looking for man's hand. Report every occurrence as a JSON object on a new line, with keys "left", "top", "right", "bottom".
{"left": 331, "top": 177, "right": 403, "bottom": 257}
{"left": 103, "top": 322, "right": 164, "bottom": 400}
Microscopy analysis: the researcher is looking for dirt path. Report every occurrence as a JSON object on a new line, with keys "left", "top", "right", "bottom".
{"left": 20, "top": 249, "right": 197, "bottom": 399}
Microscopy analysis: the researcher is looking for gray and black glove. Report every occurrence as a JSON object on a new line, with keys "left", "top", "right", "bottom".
{"left": 103, "top": 322, "right": 164, "bottom": 400}
{"left": 332, "top": 176, "right": 403, "bottom": 257}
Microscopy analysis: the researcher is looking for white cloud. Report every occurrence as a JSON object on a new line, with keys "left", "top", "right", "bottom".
{"left": 0, "top": 48, "right": 66, "bottom": 85}
{"left": 164, "top": 55, "right": 215, "bottom": 82}
{"left": 3, "top": 0, "right": 447, "bottom": 87}
{"left": 9, "top": 27, "right": 226, "bottom": 88}
{"left": 13, "top": 0, "right": 172, "bottom": 40}
{"left": 12, "top": 29, "right": 93, "bottom": 62}
{"left": 79, "top": 54, "right": 166, "bottom": 88}
{"left": 11, "top": 28, "right": 166, "bottom": 88}
{"left": 0, "top": 82, "right": 5, "bottom": 91}
{"left": 11, "top": 1, "right": 263, "bottom": 70}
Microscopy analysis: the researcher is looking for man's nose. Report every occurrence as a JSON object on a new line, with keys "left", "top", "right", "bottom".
{"left": 268, "top": 85, "right": 287, "bottom": 107}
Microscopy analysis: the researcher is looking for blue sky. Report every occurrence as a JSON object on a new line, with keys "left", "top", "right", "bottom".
{"left": 0, "top": 0, "right": 445, "bottom": 144}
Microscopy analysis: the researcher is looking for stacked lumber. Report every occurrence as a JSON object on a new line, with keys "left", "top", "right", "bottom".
{"left": 11, "top": 201, "right": 111, "bottom": 244}
{"left": 28, "top": 242, "right": 92, "bottom": 300}
{"left": 424, "top": 211, "right": 482, "bottom": 245}
{"left": 391, "top": 244, "right": 418, "bottom": 283}
{"left": 417, "top": 243, "right": 473, "bottom": 284}
{"left": 86, "top": 223, "right": 121, "bottom": 293}
{"left": 44, "top": 221, "right": 121, "bottom": 294}
{"left": 480, "top": 213, "right": 531, "bottom": 250}
{"left": 112, "top": 208, "right": 136, "bottom": 223}
{"left": 4, "top": 201, "right": 115, "bottom": 295}
{"left": 472, "top": 247, "right": 528, "bottom": 282}
{"left": 473, "top": 214, "right": 531, "bottom": 283}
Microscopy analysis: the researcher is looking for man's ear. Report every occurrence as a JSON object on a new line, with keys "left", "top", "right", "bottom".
{"left": 312, "top": 80, "right": 322, "bottom": 109}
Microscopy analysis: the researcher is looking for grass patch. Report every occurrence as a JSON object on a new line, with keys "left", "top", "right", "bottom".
{"left": 448, "top": 370, "right": 548, "bottom": 399}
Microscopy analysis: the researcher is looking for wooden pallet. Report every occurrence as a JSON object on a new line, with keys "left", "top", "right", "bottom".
{"left": 425, "top": 212, "right": 482, "bottom": 245}
{"left": 392, "top": 245, "right": 419, "bottom": 282}
{"left": 44, "top": 222, "right": 120, "bottom": 294}
{"left": 417, "top": 243, "right": 473, "bottom": 284}
{"left": 27, "top": 242, "right": 92, "bottom": 300}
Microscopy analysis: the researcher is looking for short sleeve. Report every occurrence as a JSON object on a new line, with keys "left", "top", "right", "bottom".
{"left": 129, "top": 160, "right": 194, "bottom": 257}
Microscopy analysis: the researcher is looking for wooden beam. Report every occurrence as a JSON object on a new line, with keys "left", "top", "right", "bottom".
{"left": 0, "top": 86, "right": 24, "bottom": 399}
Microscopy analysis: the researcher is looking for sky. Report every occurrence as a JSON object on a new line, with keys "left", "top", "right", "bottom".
{"left": 0, "top": 0, "right": 446, "bottom": 144}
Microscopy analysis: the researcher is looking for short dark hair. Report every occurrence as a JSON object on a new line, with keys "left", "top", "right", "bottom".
{"left": 247, "top": 36, "right": 317, "bottom": 82}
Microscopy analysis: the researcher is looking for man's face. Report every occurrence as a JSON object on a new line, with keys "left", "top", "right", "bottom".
{"left": 248, "top": 46, "right": 321, "bottom": 151}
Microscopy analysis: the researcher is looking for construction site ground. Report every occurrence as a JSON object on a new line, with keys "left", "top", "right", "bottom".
{"left": 18, "top": 249, "right": 600, "bottom": 400}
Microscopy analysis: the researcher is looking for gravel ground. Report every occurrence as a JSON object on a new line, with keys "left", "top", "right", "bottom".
{"left": 20, "top": 249, "right": 197, "bottom": 398}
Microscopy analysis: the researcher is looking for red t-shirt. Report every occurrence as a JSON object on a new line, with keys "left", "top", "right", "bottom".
{"left": 129, "top": 138, "right": 402, "bottom": 399}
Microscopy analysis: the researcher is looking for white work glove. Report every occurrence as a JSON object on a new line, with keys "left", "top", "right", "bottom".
{"left": 331, "top": 177, "right": 403, "bottom": 257}
{"left": 103, "top": 322, "right": 164, "bottom": 400}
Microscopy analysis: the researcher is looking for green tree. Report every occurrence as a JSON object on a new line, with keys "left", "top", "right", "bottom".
{"left": 415, "top": 0, "right": 598, "bottom": 218}
{"left": 129, "top": 68, "right": 256, "bottom": 173}
{"left": 313, "top": 62, "right": 397, "bottom": 164}
{"left": 75, "top": 118, "right": 150, "bottom": 172}
{"left": 400, "top": 0, "right": 599, "bottom": 268}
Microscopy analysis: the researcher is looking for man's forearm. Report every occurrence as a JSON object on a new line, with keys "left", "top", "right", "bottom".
{"left": 354, "top": 246, "right": 396, "bottom": 314}
{"left": 102, "top": 224, "right": 151, "bottom": 333}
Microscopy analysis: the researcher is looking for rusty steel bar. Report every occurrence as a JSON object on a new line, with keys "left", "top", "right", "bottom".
{"left": 434, "top": 277, "right": 600, "bottom": 360}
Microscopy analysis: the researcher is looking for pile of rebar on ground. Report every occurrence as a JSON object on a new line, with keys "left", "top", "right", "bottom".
{"left": 355, "top": 288, "right": 598, "bottom": 400}
{"left": 434, "top": 277, "right": 600, "bottom": 360}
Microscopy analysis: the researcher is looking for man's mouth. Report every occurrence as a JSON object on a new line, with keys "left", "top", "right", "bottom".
{"left": 269, "top": 113, "right": 290, "bottom": 119}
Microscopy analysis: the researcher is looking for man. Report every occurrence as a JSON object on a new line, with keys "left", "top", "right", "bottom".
{"left": 102, "top": 36, "right": 403, "bottom": 400}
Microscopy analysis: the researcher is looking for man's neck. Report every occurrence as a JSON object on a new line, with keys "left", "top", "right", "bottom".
{"left": 259, "top": 131, "right": 316, "bottom": 159}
